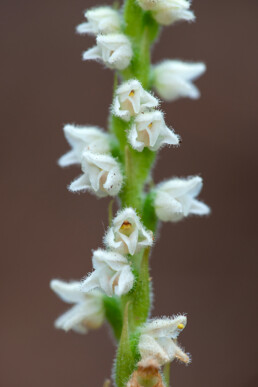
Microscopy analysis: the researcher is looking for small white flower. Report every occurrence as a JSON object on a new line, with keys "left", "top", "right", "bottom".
{"left": 76, "top": 7, "right": 121, "bottom": 36}
{"left": 83, "top": 34, "right": 133, "bottom": 70}
{"left": 81, "top": 249, "right": 134, "bottom": 297}
{"left": 58, "top": 124, "right": 110, "bottom": 167}
{"left": 153, "top": 60, "right": 206, "bottom": 101}
{"left": 128, "top": 110, "right": 179, "bottom": 152}
{"left": 113, "top": 79, "right": 159, "bottom": 122}
{"left": 152, "top": 0, "right": 195, "bottom": 26}
{"left": 104, "top": 208, "right": 153, "bottom": 255}
{"left": 137, "top": 0, "right": 160, "bottom": 10}
{"left": 155, "top": 176, "right": 210, "bottom": 222}
{"left": 69, "top": 151, "right": 123, "bottom": 197}
{"left": 50, "top": 279, "right": 104, "bottom": 334}
{"left": 139, "top": 315, "right": 189, "bottom": 365}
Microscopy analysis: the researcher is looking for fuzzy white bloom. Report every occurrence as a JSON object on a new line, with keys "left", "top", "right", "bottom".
{"left": 69, "top": 151, "right": 123, "bottom": 197}
{"left": 137, "top": 0, "right": 160, "bottom": 10}
{"left": 153, "top": 60, "right": 206, "bottom": 101}
{"left": 113, "top": 79, "right": 159, "bottom": 122}
{"left": 81, "top": 249, "right": 134, "bottom": 297}
{"left": 76, "top": 7, "right": 121, "bottom": 36}
{"left": 58, "top": 124, "right": 110, "bottom": 167}
{"left": 139, "top": 316, "right": 189, "bottom": 365}
{"left": 155, "top": 176, "right": 210, "bottom": 222}
{"left": 152, "top": 0, "right": 195, "bottom": 26}
{"left": 83, "top": 34, "right": 133, "bottom": 70}
{"left": 128, "top": 110, "right": 180, "bottom": 152}
{"left": 104, "top": 208, "right": 153, "bottom": 255}
{"left": 50, "top": 280, "right": 104, "bottom": 334}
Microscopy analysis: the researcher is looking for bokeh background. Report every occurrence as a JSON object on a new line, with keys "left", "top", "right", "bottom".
{"left": 1, "top": 0, "right": 257, "bottom": 386}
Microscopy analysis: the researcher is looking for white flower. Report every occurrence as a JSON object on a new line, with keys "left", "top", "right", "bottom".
{"left": 113, "top": 79, "right": 159, "bottom": 122}
{"left": 152, "top": 0, "right": 195, "bottom": 26}
{"left": 153, "top": 60, "right": 206, "bottom": 101}
{"left": 58, "top": 124, "right": 110, "bottom": 167}
{"left": 128, "top": 110, "right": 179, "bottom": 152}
{"left": 69, "top": 151, "right": 123, "bottom": 197}
{"left": 83, "top": 34, "right": 133, "bottom": 70}
{"left": 155, "top": 176, "right": 210, "bottom": 222}
{"left": 76, "top": 7, "right": 121, "bottom": 36}
{"left": 50, "top": 279, "right": 104, "bottom": 334}
{"left": 137, "top": 0, "right": 160, "bottom": 10}
{"left": 104, "top": 208, "right": 153, "bottom": 255}
{"left": 81, "top": 249, "right": 134, "bottom": 297}
{"left": 139, "top": 316, "right": 189, "bottom": 365}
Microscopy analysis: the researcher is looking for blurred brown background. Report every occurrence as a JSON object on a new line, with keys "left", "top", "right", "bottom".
{"left": 1, "top": 0, "right": 257, "bottom": 386}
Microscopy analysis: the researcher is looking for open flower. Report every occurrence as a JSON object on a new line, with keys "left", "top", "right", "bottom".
{"left": 81, "top": 249, "right": 134, "bottom": 297}
{"left": 50, "top": 280, "right": 104, "bottom": 334}
{"left": 69, "top": 151, "right": 123, "bottom": 197}
{"left": 58, "top": 124, "right": 110, "bottom": 167}
{"left": 113, "top": 79, "right": 159, "bottom": 122}
{"left": 155, "top": 176, "right": 210, "bottom": 222}
{"left": 76, "top": 7, "right": 121, "bottom": 36}
{"left": 83, "top": 34, "right": 132, "bottom": 70}
{"left": 153, "top": 60, "right": 206, "bottom": 101}
{"left": 139, "top": 316, "right": 189, "bottom": 366}
{"left": 104, "top": 208, "right": 153, "bottom": 255}
{"left": 128, "top": 110, "right": 180, "bottom": 152}
{"left": 152, "top": 0, "right": 195, "bottom": 26}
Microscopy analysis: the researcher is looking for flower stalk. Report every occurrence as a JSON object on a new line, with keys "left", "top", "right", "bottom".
{"left": 50, "top": 0, "right": 210, "bottom": 386}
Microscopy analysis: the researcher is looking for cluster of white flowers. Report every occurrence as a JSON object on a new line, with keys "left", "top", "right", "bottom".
{"left": 113, "top": 79, "right": 180, "bottom": 152}
{"left": 51, "top": 208, "right": 153, "bottom": 333}
{"left": 77, "top": 7, "right": 133, "bottom": 70}
{"left": 58, "top": 124, "right": 123, "bottom": 197}
{"left": 138, "top": 0, "right": 195, "bottom": 26}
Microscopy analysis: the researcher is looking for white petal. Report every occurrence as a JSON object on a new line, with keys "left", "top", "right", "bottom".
{"left": 69, "top": 174, "right": 90, "bottom": 192}
{"left": 142, "top": 316, "right": 187, "bottom": 339}
{"left": 58, "top": 150, "right": 78, "bottom": 167}
{"left": 81, "top": 271, "right": 101, "bottom": 293}
{"left": 54, "top": 303, "right": 88, "bottom": 333}
{"left": 50, "top": 280, "right": 84, "bottom": 303}
{"left": 115, "top": 265, "right": 134, "bottom": 296}
{"left": 190, "top": 199, "right": 210, "bottom": 216}
{"left": 139, "top": 334, "right": 170, "bottom": 365}
{"left": 83, "top": 46, "right": 101, "bottom": 61}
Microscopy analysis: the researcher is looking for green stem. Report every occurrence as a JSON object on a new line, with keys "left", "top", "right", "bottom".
{"left": 163, "top": 363, "right": 171, "bottom": 387}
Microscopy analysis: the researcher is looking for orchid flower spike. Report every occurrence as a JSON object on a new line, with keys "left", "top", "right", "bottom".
{"left": 153, "top": 60, "right": 206, "bottom": 101}
{"left": 152, "top": 0, "right": 195, "bottom": 26}
{"left": 104, "top": 208, "right": 153, "bottom": 255}
{"left": 76, "top": 7, "right": 121, "bottom": 36}
{"left": 83, "top": 34, "right": 133, "bottom": 70}
{"left": 81, "top": 249, "right": 134, "bottom": 297}
{"left": 155, "top": 176, "right": 210, "bottom": 222}
{"left": 128, "top": 110, "right": 180, "bottom": 152}
{"left": 138, "top": 315, "right": 190, "bottom": 366}
{"left": 58, "top": 124, "right": 110, "bottom": 167}
{"left": 69, "top": 151, "right": 123, "bottom": 197}
{"left": 113, "top": 79, "right": 159, "bottom": 122}
{"left": 50, "top": 280, "right": 104, "bottom": 334}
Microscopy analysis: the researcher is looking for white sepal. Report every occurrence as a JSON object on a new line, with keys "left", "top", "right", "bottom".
{"left": 128, "top": 110, "right": 180, "bottom": 152}
{"left": 152, "top": 0, "right": 195, "bottom": 26}
{"left": 76, "top": 7, "right": 121, "bottom": 36}
{"left": 137, "top": 0, "right": 160, "bottom": 10}
{"left": 50, "top": 280, "right": 104, "bottom": 334}
{"left": 69, "top": 151, "right": 123, "bottom": 197}
{"left": 81, "top": 249, "right": 134, "bottom": 297}
{"left": 153, "top": 60, "right": 206, "bottom": 101}
{"left": 58, "top": 124, "right": 110, "bottom": 167}
{"left": 83, "top": 34, "right": 133, "bottom": 70}
{"left": 139, "top": 315, "right": 189, "bottom": 365}
{"left": 113, "top": 79, "right": 159, "bottom": 122}
{"left": 155, "top": 176, "right": 210, "bottom": 222}
{"left": 104, "top": 208, "right": 153, "bottom": 255}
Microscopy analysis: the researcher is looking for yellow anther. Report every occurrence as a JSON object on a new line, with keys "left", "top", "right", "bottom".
{"left": 177, "top": 324, "right": 184, "bottom": 330}
{"left": 120, "top": 220, "right": 133, "bottom": 236}
{"left": 129, "top": 90, "right": 135, "bottom": 97}
{"left": 148, "top": 122, "right": 153, "bottom": 129}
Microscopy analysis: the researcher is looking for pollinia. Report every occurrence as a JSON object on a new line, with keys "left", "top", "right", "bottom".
{"left": 51, "top": 1, "right": 210, "bottom": 386}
